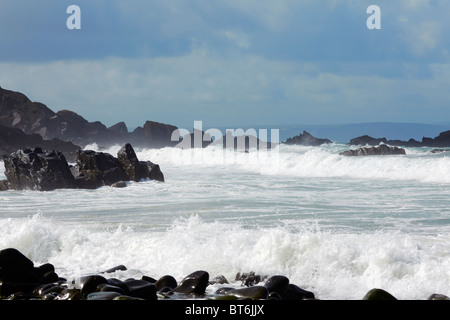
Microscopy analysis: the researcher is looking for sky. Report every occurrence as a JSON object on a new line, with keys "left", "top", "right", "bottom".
{"left": 0, "top": 0, "right": 449, "bottom": 130}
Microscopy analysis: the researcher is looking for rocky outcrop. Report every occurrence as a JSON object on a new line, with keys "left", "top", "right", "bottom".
{"left": 1, "top": 143, "right": 164, "bottom": 191}
{"left": 339, "top": 144, "right": 406, "bottom": 156}
{"left": 349, "top": 131, "right": 450, "bottom": 148}
{"left": 2, "top": 147, "right": 76, "bottom": 191}
{"left": 284, "top": 131, "right": 332, "bottom": 146}
{"left": 0, "top": 87, "right": 179, "bottom": 149}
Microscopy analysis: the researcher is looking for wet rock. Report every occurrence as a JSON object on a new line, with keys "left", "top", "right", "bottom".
{"left": 362, "top": 288, "right": 397, "bottom": 300}
{"left": 281, "top": 284, "right": 315, "bottom": 300}
{"left": 80, "top": 275, "right": 108, "bottom": 297}
{"left": 117, "top": 143, "right": 148, "bottom": 182}
{"left": 235, "top": 272, "right": 266, "bottom": 287}
{"left": 339, "top": 144, "right": 406, "bottom": 156}
{"left": 209, "top": 275, "right": 229, "bottom": 285}
{"left": 72, "top": 149, "right": 129, "bottom": 189}
{"left": 228, "top": 286, "right": 269, "bottom": 300}
{"left": 174, "top": 270, "right": 209, "bottom": 295}
{"left": 427, "top": 293, "right": 450, "bottom": 300}
{"left": 155, "top": 275, "right": 178, "bottom": 291}
{"left": 3, "top": 148, "right": 76, "bottom": 191}
{"left": 264, "top": 275, "right": 290, "bottom": 296}
{"left": 87, "top": 291, "right": 122, "bottom": 300}
{"left": 111, "top": 181, "right": 127, "bottom": 188}
{"left": 124, "top": 279, "right": 157, "bottom": 300}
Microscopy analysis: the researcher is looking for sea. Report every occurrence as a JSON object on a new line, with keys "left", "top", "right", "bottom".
{"left": 1, "top": 142, "right": 450, "bottom": 300}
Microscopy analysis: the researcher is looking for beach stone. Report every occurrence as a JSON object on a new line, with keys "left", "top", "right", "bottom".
{"left": 87, "top": 291, "right": 122, "bottom": 300}
{"left": 155, "top": 275, "right": 178, "bottom": 291}
{"left": 209, "top": 275, "right": 229, "bottom": 285}
{"left": 264, "top": 275, "right": 289, "bottom": 296}
{"left": 281, "top": 284, "right": 315, "bottom": 300}
{"left": 0, "top": 248, "right": 41, "bottom": 284}
{"left": 174, "top": 270, "right": 209, "bottom": 295}
{"left": 427, "top": 293, "right": 450, "bottom": 300}
{"left": 80, "top": 275, "right": 108, "bottom": 297}
{"left": 228, "top": 286, "right": 269, "bottom": 300}
{"left": 98, "top": 284, "right": 126, "bottom": 295}
{"left": 111, "top": 181, "right": 127, "bottom": 188}
{"left": 124, "top": 279, "right": 157, "bottom": 300}
{"left": 101, "top": 265, "right": 127, "bottom": 274}
{"left": 362, "top": 288, "right": 397, "bottom": 300}
{"left": 107, "top": 278, "right": 130, "bottom": 295}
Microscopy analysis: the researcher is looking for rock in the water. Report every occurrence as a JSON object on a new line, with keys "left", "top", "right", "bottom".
{"left": 87, "top": 291, "right": 122, "bottom": 300}
{"left": 117, "top": 143, "right": 148, "bottom": 182}
{"left": 362, "top": 288, "right": 397, "bottom": 300}
{"left": 427, "top": 293, "right": 450, "bottom": 300}
{"left": 3, "top": 148, "right": 76, "bottom": 191}
{"left": 79, "top": 275, "right": 108, "bottom": 297}
{"left": 124, "top": 279, "right": 157, "bottom": 300}
{"left": 281, "top": 284, "right": 315, "bottom": 300}
{"left": 174, "top": 271, "right": 209, "bottom": 295}
{"left": 339, "top": 144, "right": 406, "bottom": 156}
{"left": 72, "top": 149, "right": 129, "bottom": 189}
{"left": 228, "top": 286, "right": 269, "bottom": 300}
{"left": 284, "top": 131, "right": 332, "bottom": 146}
{"left": 111, "top": 181, "right": 127, "bottom": 188}
{"left": 155, "top": 275, "right": 178, "bottom": 292}
{"left": 264, "top": 275, "right": 290, "bottom": 296}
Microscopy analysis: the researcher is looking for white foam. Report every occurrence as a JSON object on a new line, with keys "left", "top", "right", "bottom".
{"left": 1, "top": 214, "right": 449, "bottom": 300}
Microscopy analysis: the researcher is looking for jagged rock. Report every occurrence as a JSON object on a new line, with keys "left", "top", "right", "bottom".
{"left": 284, "top": 131, "right": 332, "bottom": 146}
{"left": 72, "top": 149, "right": 129, "bottom": 189}
{"left": 339, "top": 144, "right": 406, "bottom": 156}
{"left": 349, "top": 135, "right": 388, "bottom": 146}
{"left": 3, "top": 147, "right": 76, "bottom": 191}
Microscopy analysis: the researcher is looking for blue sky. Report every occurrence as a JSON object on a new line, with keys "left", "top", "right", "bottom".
{"left": 0, "top": 0, "right": 449, "bottom": 129}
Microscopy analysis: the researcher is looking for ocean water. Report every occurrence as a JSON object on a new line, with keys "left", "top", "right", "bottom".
{"left": 1, "top": 143, "right": 450, "bottom": 300}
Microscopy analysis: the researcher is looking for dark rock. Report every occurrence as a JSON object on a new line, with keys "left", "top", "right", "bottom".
{"left": 0, "top": 179, "right": 9, "bottom": 191}
{"left": 106, "top": 278, "right": 130, "bottom": 295}
{"left": 430, "top": 149, "right": 450, "bottom": 154}
{"left": 3, "top": 148, "right": 76, "bottom": 191}
{"left": 349, "top": 135, "right": 387, "bottom": 146}
{"left": 72, "top": 149, "right": 129, "bottom": 188}
{"left": 141, "top": 160, "right": 165, "bottom": 182}
{"left": 124, "top": 279, "right": 157, "bottom": 300}
{"left": 79, "top": 275, "right": 108, "bottom": 297}
{"left": 228, "top": 286, "right": 269, "bottom": 300}
{"left": 362, "top": 288, "right": 397, "bottom": 300}
{"left": 101, "top": 265, "right": 127, "bottom": 274}
{"left": 174, "top": 270, "right": 209, "bottom": 295}
{"left": 209, "top": 275, "right": 229, "bottom": 285}
{"left": 427, "top": 293, "right": 450, "bottom": 300}
{"left": 264, "top": 275, "right": 290, "bottom": 296}
{"left": 285, "top": 131, "right": 332, "bottom": 146}
{"left": 87, "top": 291, "right": 122, "bottom": 300}
{"left": 108, "top": 122, "right": 128, "bottom": 135}
{"left": 111, "top": 181, "right": 127, "bottom": 188}
{"left": 98, "top": 284, "right": 127, "bottom": 295}
{"left": 117, "top": 143, "right": 148, "bottom": 182}
{"left": 339, "top": 144, "right": 406, "bottom": 156}
{"left": 235, "top": 272, "right": 267, "bottom": 287}
{"left": 155, "top": 275, "right": 178, "bottom": 291}
{"left": 281, "top": 284, "right": 315, "bottom": 300}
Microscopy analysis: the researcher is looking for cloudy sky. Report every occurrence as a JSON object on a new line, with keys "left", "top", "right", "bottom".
{"left": 0, "top": 0, "right": 449, "bottom": 129}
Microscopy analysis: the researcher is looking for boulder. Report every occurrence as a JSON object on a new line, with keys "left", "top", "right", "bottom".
{"left": 228, "top": 286, "right": 269, "bottom": 300}
{"left": 362, "top": 288, "right": 397, "bottom": 300}
{"left": 72, "top": 149, "right": 129, "bottom": 189}
{"left": 349, "top": 135, "right": 387, "bottom": 146}
{"left": 117, "top": 143, "right": 148, "bottom": 182}
{"left": 264, "top": 275, "right": 290, "bottom": 296}
{"left": 173, "top": 270, "right": 209, "bottom": 295}
{"left": 339, "top": 144, "right": 406, "bottom": 156}
{"left": 3, "top": 147, "right": 76, "bottom": 191}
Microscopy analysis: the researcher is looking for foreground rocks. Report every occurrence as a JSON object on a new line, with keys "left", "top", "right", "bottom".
{"left": 0, "top": 143, "right": 164, "bottom": 191}
{"left": 0, "top": 248, "right": 448, "bottom": 301}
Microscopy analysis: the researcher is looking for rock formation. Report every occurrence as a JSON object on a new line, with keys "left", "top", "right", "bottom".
{"left": 339, "top": 144, "right": 406, "bottom": 156}
{"left": 1, "top": 143, "right": 163, "bottom": 191}
{"left": 284, "top": 131, "right": 332, "bottom": 146}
